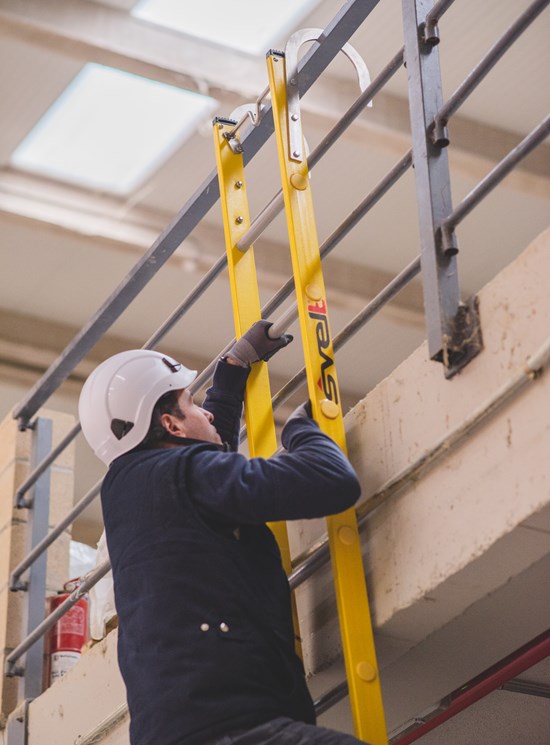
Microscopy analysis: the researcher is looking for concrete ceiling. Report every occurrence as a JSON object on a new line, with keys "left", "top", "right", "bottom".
{"left": 0, "top": 0, "right": 548, "bottom": 740}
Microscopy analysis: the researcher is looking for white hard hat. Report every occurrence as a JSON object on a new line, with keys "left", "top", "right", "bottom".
{"left": 78, "top": 350, "right": 197, "bottom": 465}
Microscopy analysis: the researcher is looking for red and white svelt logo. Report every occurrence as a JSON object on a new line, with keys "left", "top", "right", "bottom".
{"left": 307, "top": 298, "right": 339, "bottom": 405}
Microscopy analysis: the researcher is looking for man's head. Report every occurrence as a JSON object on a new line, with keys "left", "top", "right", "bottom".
{"left": 141, "top": 387, "right": 221, "bottom": 449}
{"left": 79, "top": 349, "right": 210, "bottom": 465}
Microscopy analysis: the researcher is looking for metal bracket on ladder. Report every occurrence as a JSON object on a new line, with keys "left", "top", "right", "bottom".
{"left": 222, "top": 88, "right": 270, "bottom": 155}
{"left": 285, "top": 28, "right": 372, "bottom": 163}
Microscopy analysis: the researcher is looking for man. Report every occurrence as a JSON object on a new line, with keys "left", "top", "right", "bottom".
{"left": 79, "top": 321, "right": 365, "bottom": 745}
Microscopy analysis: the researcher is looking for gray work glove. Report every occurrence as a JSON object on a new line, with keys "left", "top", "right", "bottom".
{"left": 227, "top": 320, "right": 293, "bottom": 366}
{"left": 285, "top": 399, "right": 313, "bottom": 424}
{"left": 281, "top": 400, "right": 314, "bottom": 450}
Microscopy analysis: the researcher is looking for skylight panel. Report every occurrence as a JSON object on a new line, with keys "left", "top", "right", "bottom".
{"left": 11, "top": 64, "right": 217, "bottom": 195}
{"left": 133, "top": 0, "right": 320, "bottom": 56}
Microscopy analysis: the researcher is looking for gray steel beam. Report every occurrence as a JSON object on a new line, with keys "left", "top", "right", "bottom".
{"left": 402, "top": 0, "right": 482, "bottom": 376}
{"left": 12, "top": 0, "right": 381, "bottom": 428}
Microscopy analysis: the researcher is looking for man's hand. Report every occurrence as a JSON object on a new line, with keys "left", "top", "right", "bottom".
{"left": 227, "top": 320, "right": 293, "bottom": 367}
{"left": 285, "top": 400, "right": 313, "bottom": 424}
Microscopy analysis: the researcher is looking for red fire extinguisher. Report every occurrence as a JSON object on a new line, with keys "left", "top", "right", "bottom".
{"left": 46, "top": 579, "right": 88, "bottom": 687}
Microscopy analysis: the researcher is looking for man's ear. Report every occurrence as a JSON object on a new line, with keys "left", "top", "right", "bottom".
{"left": 160, "top": 412, "right": 187, "bottom": 437}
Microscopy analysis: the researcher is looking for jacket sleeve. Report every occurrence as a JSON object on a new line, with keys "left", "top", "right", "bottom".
{"left": 186, "top": 417, "right": 361, "bottom": 524}
{"left": 202, "top": 359, "right": 250, "bottom": 451}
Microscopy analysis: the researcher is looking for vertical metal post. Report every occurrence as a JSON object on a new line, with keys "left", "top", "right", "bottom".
{"left": 17, "top": 417, "right": 53, "bottom": 701}
{"left": 402, "top": 0, "right": 482, "bottom": 376}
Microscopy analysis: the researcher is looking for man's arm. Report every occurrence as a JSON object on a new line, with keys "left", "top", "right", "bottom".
{"left": 202, "top": 358, "right": 250, "bottom": 451}
{"left": 202, "top": 320, "right": 293, "bottom": 450}
{"left": 187, "top": 416, "right": 361, "bottom": 524}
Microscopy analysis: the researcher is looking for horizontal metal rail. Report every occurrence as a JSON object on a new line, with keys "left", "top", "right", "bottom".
{"left": 12, "top": 42, "right": 404, "bottom": 496}
{"left": 7, "top": 0, "right": 547, "bottom": 706}
{"left": 5, "top": 257, "right": 422, "bottom": 671}
{"left": 5, "top": 559, "right": 112, "bottom": 676}
{"left": 10, "top": 480, "right": 103, "bottom": 591}
{"left": 289, "top": 332, "right": 550, "bottom": 591}
{"left": 274, "top": 254, "right": 421, "bottom": 419}
{"left": 425, "top": 0, "right": 457, "bottom": 26}
{"left": 9, "top": 129, "right": 412, "bottom": 602}
{"left": 501, "top": 678, "right": 550, "bottom": 698}
{"left": 64, "top": 632, "right": 550, "bottom": 742}
{"left": 75, "top": 703, "right": 129, "bottom": 745}
{"left": 8, "top": 262, "right": 549, "bottom": 696}
{"left": 12, "top": 0, "right": 381, "bottom": 428}
{"left": 196, "top": 149, "right": 414, "bottom": 394}
{"left": 313, "top": 680, "right": 349, "bottom": 717}
{"left": 435, "top": 0, "right": 550, "bottom": 131}
{"left": 390, "top": 629, "right": 550, "bottom": 744}
{"left": 15, "top": 421, "right": 82, "bottom": 506}
{"left": 441, "top": 114, "right": 550, "bottom": 249}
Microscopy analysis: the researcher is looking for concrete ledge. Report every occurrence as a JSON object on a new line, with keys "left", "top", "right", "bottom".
{"left": 294, "top": 227, "right": 550, "bottom": 678}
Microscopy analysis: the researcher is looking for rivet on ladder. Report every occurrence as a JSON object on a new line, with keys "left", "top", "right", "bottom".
{"left": 338, "top": 525, "right": 356, "bottom": 546}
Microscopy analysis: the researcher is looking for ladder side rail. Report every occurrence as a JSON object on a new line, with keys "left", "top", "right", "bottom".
{"left": 267, "top": 50, "right": 388, "bottom": 744}
{"left": 212, "top": 117, "right": 300, "bottom": 648}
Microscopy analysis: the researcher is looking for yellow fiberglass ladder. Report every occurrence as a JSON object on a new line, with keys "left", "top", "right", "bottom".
{"left": 213, "top": 44, "right": 388, "bottom": 744}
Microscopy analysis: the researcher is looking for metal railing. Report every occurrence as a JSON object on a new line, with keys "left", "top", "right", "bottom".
{"left": 6, "top": 0, "right": 549, "bottom": 733}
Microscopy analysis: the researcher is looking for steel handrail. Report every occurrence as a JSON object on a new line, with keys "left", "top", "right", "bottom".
{"left": 441, "top": 114, "right": 550, "bottom": 250}
{"left": 12, "top": 0, "right": 381, "bottom": 428}
{"left": 14, "top": 41, "right": 405, "bottom": 496}
{"left": 9, "top": 96, "right": 411, "bottom": 593}
{"left": 434, "top": 0, "right": 550, "bottom": 132}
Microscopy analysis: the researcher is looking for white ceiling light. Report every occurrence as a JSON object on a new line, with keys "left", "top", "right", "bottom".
{"left": 133, "top": 0, "right": 321, "bottom": 56}
{"left": 11, "top": 63, "right": 217, "bottom": 195}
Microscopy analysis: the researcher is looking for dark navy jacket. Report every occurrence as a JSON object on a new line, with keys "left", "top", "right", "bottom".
{"left": 101, "top": 360, "right": 361, "bottom": 745}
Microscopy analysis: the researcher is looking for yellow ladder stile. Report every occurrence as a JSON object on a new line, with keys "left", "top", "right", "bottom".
{"left": 212, "top": 118, "right": 300, "bottom": 654}
{"left": 266, "top": 53, "right": 388, "bottom": 744}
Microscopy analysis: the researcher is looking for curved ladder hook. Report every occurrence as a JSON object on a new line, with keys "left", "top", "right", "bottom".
{"left": 285, "top": 28, "right": 372, "bottom": 163}
{"left": 224, "top": 88, "right": 270, "bottom": 154}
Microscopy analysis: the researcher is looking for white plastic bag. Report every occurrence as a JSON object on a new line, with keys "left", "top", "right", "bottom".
{"left": 89, "top": 530, "right": 117, "bottom": 640}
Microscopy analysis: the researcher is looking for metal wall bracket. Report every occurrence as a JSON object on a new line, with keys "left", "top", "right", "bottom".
{"left": 285, "top": 28, "right": 372, "bottom": 163}
{"left": 437, "top": 295, "right": 484, "bottom": 378}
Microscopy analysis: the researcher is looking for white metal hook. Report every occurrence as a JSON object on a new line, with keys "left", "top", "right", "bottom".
{"left": 284, "top": 28, "right": 372, "bottom": 163}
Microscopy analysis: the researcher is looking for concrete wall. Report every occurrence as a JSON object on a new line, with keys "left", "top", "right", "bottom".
{"left": 18, "top": 228, "right": 550, "bottom": 743}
